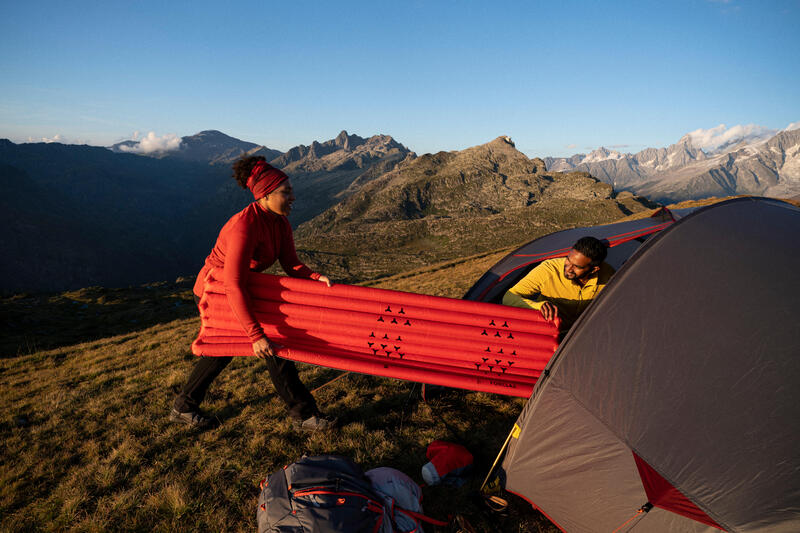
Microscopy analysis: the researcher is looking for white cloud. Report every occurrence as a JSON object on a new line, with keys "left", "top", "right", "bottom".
{"left": 686, "top": 123, "right": 776, "bottom": 151}
{"left": 783, "top": 121, "right": 800, "bottom": 132}
{"left": 28, "top": 134, "right": 64, "bottom": 143}
{"left": 566, "top": 143, "right": 577, "bottom": 149}
{"left": 119, "top": 131, "right": 182, "bottom": 154}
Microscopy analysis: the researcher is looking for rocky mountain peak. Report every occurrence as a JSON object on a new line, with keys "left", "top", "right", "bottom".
{"left": 486, "top": 135, "right": 515, "bottom": 148}
{"left": 450, "top": 136, "right": 546, "bottom": 176}
{"left": 308, "top": 140, "right": 322, "bottom": 159}
{"left": 665, "top": 135, "right": 706, "bottom": 166}
{"left": 583, "top": 147, "right": 624, "bottom": 163}
{"left": 181, "top": 130, "right": 255, "bottom": 151}
{"left": 766, "top": 127, "right": 800, "bottom": 152}
{"left": 273, "top": 131, "right": 410, "bottom": 171}
{"left": 469, "top": 135, "right": 525, "bottom": 154}
{"left": 674, "top": 133, "right": 694, "bottom": 147}
{"left": 265, "top": 131, "right": 414, "bottom": 225}
{"left": 333, "top": 130, "right": 360, "bottom": 151}
{"left": 669, "top": 134, "right": 698, "bottom": 154}
{"left": 188, "top": 130, "right": 229, "bottom": 141}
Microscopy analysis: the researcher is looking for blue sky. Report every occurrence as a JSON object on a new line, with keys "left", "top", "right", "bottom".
{"left": 1, "top": 1, "right": 798, "bottom": 157}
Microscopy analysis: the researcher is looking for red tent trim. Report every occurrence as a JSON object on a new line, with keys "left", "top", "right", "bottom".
{"left": 505, "top": 488, "right": 568, "bottom": 533}
{"left": 633, "top": 453, "right": 725, "bottom": 530}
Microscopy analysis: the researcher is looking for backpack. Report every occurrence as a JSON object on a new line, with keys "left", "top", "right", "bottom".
{"left": 257, "top": 455, "right": 447, "bottom": 533}
{"left": 366, "top": 467, "right": 426, "bottom": 532}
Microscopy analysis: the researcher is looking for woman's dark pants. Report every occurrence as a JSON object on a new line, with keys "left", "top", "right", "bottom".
{"left": 172, "top": 296, "right": 318, "bottom": 420}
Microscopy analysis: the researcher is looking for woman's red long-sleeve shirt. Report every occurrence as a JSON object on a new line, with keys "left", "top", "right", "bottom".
{"left": 193, "top": 202, "right": 319, "bottom": 342}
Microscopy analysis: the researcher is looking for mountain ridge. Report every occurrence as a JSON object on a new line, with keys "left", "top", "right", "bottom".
{"left": 14, "top": 126, "right": 797, "bottom": 294}
{"left": 271, "top": 130, "right": 414, "bottom": 223}
{"left": 110, "top": 129, "right": 414, "bottom": 224}
{"left": 0, "top": 131, "right": 431, "bottom": 293}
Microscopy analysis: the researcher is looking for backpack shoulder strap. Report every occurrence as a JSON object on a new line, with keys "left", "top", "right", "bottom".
{"left": 393, "top": 506, "right": 451, "bottom": 528}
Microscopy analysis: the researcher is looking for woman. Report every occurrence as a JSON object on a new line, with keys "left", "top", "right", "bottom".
{"left": 170, "top": 156, "right": 336, "bottom": 431}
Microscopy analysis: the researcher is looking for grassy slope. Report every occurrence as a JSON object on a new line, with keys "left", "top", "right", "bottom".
{"left": 1, "top": 265, "right": 553, "bottom": 532}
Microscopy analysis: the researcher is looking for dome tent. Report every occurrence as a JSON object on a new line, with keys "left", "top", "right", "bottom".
{"left": 473, "top": 198, "right": 799, "bottom": 532}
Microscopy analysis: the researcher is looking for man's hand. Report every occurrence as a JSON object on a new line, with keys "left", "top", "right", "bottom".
{"left": 253, "top": 337, "right": 282, "bottom": 359}
{"left": 539, "top": 301, "right": 559, "bottom": 323}
{"left": 318, "top": 275, "right": 332, "bottom": 287}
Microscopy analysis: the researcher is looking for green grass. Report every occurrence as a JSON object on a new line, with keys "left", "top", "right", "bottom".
{"left": 0, "top": 261, "right": 558, "bottom": 533}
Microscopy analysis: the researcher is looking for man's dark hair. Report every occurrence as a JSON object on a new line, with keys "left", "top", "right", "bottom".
{"left": 573, "top": 236, "right": 608, "bottom": 266}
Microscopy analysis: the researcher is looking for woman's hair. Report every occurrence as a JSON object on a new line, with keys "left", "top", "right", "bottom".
{"left": 232, "top": 155, "right": 267, "bottom": 189}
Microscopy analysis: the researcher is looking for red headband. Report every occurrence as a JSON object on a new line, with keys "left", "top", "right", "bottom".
{"left": 246, "top": 161, "right": 288, "bottom": 200}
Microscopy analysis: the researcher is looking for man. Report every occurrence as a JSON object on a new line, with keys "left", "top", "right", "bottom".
{"left": 503, "top": 236, "right": 614, "bottom": 330}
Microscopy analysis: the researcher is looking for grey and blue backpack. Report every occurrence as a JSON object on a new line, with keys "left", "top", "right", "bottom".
{"left": 257, "top": 455, "right": 447, "bottom": 533}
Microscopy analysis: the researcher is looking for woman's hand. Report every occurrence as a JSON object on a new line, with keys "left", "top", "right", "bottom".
{"left": 318, "top": 275, "right": 332, "bottom": 287}
{"left": 253, "top": 337, "right": 282, "bottom": 359}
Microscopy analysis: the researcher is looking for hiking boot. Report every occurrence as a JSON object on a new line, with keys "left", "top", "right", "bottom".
{"left": 169, "top": 407, "right": 211, "bottom": 429}
{"left": 293, "top": 414, "right": 338, "bottom": 432}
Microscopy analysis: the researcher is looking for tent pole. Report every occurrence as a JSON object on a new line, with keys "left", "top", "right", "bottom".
{"left": 479, "top": 424, "right": 517, "bottom": 492}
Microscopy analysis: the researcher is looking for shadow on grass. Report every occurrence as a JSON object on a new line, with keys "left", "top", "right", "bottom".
{"left": 0, "top": 279, "right": 198, "bottom": 357}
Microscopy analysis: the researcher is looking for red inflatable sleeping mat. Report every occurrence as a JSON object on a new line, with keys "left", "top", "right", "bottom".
{"left": 192, "top": 271, "right": 560, "bottom": 397}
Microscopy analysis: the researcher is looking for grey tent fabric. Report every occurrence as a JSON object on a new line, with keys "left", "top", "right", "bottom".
{"left": 498, "top": 198, "right": 800, "bottom": 532}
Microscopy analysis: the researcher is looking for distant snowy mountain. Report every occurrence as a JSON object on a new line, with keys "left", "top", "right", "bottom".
{"left": 544, "top": 124, "right": 800, "bottom": 201}
{"left": 686, "top": 123, "right": 777, "bottom": 153}
{"left": 545, "top": 135, "right": 708, "bottom": 191}
{"left": 637, "top": 128, "right": 800, "bottom": 201}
